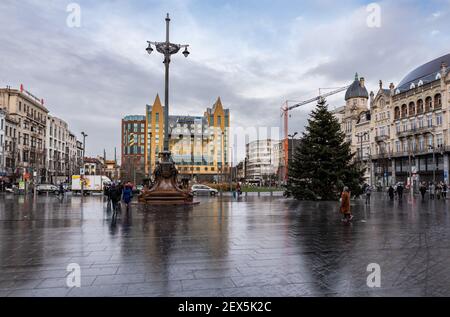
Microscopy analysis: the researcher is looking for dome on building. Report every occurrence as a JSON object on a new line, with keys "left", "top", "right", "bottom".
{"left": 396, "top": 53, "right": 450, "bottom": 93}
{"left": 345, "top": 73, "right": 369, "bottom": 101}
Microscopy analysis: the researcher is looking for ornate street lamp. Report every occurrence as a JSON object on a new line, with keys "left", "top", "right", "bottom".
{"left": 140, "top": 14, "right": 194, "bottom": 205}
{"left": 146, "top": 14, "right": 190, "bottom": 153}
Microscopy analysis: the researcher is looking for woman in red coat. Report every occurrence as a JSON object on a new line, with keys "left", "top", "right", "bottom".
{"left": 340, "top": 186, "right": 353, "bottom": 222}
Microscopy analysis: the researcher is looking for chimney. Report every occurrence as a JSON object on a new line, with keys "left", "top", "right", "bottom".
{"left": 441, "top": 61, "right": 448, "bottom": 76}
{"left": 360, "top": 77, "right": 365, "bottom": 88}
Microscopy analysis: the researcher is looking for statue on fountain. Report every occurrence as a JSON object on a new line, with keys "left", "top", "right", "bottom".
{"left": 139, "top": 151, "right": 194, "bottom": 205}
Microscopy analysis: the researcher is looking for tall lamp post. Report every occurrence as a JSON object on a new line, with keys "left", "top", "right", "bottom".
{"left": 287, "top": 132, "right": 298, "bottom": 182}
{"left": 146, "top": 14, "right": 190, "bottom": 153}
{"left": 142, "top": 14, "right": 194, "bottom": 205}
{"left": 81, "top": 132, "right": 87, "bottom": 197}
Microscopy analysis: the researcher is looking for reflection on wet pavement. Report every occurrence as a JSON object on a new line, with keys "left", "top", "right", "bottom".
{"left": 1, "top": 193, "right": 450, "bottom": 297}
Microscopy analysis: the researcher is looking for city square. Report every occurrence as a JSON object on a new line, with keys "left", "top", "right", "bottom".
{"left": 1, "top": 193, "right": 450, "bottom": 297}
{"left": 1, "top": 0, "right": 450, "bottom": 302}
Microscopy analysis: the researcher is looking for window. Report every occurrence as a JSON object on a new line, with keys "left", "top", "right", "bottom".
{"left": 436, "top": 114, "right": 443, "bottom": 126}
{"left": 419, "top": 137, "right": 424, "bottom": 151}
{"left": 427, "top": 115, "right": 433, "bottom": 127}
{"left": 396, "top": 141, "right": 401, "bottom": 153}
{"left": 437, "top": 134, "right": 443, "bottom": 147}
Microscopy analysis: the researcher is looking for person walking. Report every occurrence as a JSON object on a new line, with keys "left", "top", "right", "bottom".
{"left": 58, "top": 183, "right": 65, "bottom": 197}
{"left": 437, "top": 182, "right": 442, "bottom": 200}
{"left": 122, "top": 182, "right": 133, "bottom": 211}
{"left": 110, "top": 183, "right": 122, "bottom": 212}
{"left": 365, "top": 184, "right": 372, "bottom": 205}
{"left": 340, "top": 187, "right": 353, "bottom": 223}
{"left": 429, "top": 182, "right": 436, "bottom": 200}
{"left": 388, "top": 185, "right": 395, "bottom": 201}
{"left": 396, "top": 183, "right": 404, "bottom": 200}
{"left": 419, "top": 182, "right": 427, "bottom": 201}
{"left": 443, "top": 183, "right": 448, "bottom": 199}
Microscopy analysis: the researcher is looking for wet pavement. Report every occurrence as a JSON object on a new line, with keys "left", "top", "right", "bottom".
{"left": 1, "top": 192, "right": 450, "bottom": 297}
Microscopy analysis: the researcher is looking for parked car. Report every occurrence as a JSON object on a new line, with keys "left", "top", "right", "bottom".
{"left": 191, "top": 184, "right": 218, "bottom": 196}
{"left": 36, "top": 184, "right": 59, "bottom": 195}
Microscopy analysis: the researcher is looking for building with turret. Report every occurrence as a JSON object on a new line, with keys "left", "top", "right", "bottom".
{"left": 334, "top": 53, "right": 450, "bottom": 189}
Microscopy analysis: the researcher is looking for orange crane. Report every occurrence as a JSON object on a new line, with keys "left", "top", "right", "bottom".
{"left": 281, "top": 85, "right": 350, "bottom": 181}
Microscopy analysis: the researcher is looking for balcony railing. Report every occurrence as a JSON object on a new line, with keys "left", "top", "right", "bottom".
{"left": 396, "top": 126, "right": 434, "bottom": 138}
{"left": 375, "top": 135, "right": 389, "bottom": 143}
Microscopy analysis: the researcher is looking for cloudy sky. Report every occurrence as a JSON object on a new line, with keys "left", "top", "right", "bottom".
{"left": 1, "top": 0, "right": 449, "bottom": 162}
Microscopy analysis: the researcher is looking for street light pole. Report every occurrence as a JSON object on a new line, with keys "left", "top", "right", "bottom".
{"left": 147, "top": 14, "right": 190, "bottom": 153}
{"left": 287, "top": 132, "right": 298, "bottom": 181}
{"left": 81, "top": 132, "right": 87, "bottom": 196}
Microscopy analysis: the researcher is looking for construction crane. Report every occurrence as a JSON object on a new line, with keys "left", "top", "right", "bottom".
{"left": 281, "top": 85, "right": 350, "bottom": 181}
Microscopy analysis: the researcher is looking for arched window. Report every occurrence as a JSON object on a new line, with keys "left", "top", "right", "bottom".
{"left": 434, "top": 93, "right": 442, "bottom": 109}
{"left": 408, "top": 102, "right": 415, "bottom": 116}
{"left": 394, "top": 107, "right": 400, "bottom": 120}
{"left": 436, "top": 73, "right": 442, "bottom": 80}
{"left": 417, "top": 99, "right": 424, "bottom": 114}
{"left": 418, "top": 80, "right": 423, "bottom": 87}
{"left": 410, "top": 83, "right": 416, "bottom": 89}
{"left": 425, "top": 97, "right": 433, "bottom": 112}
{"left": 395, "top": 89, "right": 400, "bottom": 95}
{"left": 401, "top": 104, "right": 408, "bottom": 118}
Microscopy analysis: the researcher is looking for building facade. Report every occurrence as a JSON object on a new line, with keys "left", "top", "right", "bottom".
{"left": 0, "top": 109, "right": 5, "bottom": 177}
{"left": 83, "top": 157, "right": 104, "bottom": 176}
{"left": 334, "top": 53, "right": 450, "bottom": 189}
{"left": 245, "top": 139, "right": 277, "bottom": 181}
{"left": 46, "top": 115, "right": 70, "bottom": 184}
{"left": 0, "top": 85, "right": 49, "bottom": 183}
{"left": 120, "top": 96, "right": 231, "bottom": 183}
{"left": 121, "top": 115, "right": 146, "bottom": 183}
{"left": 144, "top": 95, "right": 230, "bottom": 182}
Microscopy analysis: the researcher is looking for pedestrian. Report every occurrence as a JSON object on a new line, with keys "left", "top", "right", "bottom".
{"left": 236, "top": 182, "right": 242, "bottom": 197}
{"left": 419, "top": 183, "right": 427, "bottom": 200}
{"left": 443, "top": 183, "right": 448, "bottom": 199}
{"left": 429, "top": 182, "right": 435, "bottom": 200}
{"left": 110, "top": 183, "right": 122, "bottom": 212}
{"left": 365, "top": 184, "right": 372, "bottom": 205}
{"left": 396, "top": 183, "right": 404, "bottom": 200}
{"left": 340, "top": 186, "right": 353, "bottom": 222}
{"left": 58, "top": 183, "right": 65, "bottom": 197}
{"left": 437, "top": 183, "right": 442, "bottom": 200}
{"left": 122, "top": 182, "right": 133, "bottom": 211}
{"left": 388, "top": 185, "right": 395, "bottom": 201}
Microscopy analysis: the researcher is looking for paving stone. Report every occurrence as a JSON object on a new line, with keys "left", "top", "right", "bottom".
{"left": 2, "top": 194, "right": 450, "bottom": 296}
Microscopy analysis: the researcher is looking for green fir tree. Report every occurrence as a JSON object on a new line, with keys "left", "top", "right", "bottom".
{"left": 285, "top": 99, "right": 365, "bottom": 201}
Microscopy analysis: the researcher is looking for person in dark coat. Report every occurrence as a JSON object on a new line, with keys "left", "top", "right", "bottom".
{"left": 396, "top": 183, "right": 404, "bottom": 200}
{"left": 388, "top": 185, "right": 395, "bottom": 201}
{"left": 58, "top": 183, "right": 65, "bottom": 196}
{"left": 110, "top": 184, "right": 122, "bottom": 211}
{"left": 419, "top": 183, "right": 427, "bottom": 200}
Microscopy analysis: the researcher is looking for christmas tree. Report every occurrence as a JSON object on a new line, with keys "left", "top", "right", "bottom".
{"left": 285, "top": 99, "right": 365, "bottom": 201}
